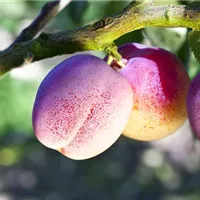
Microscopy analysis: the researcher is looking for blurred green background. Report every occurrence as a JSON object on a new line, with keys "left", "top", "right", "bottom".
{"left": 0, "top": 1, "right": 200, "bottom": 200}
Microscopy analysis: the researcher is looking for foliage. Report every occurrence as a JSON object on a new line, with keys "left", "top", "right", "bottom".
{"left": 188, "top": 30, "right": 200, "bottom": 63}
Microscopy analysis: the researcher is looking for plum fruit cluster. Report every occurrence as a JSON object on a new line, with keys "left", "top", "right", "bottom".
{"left": 32, "top": 43, "right": 191, "bottom": 160}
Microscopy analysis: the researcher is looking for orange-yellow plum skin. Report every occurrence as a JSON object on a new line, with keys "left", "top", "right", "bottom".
{"left": 108, "top": 43, "right": 190, "bottom": 141}
{"left": 32, "top": 55, "right": 133, "bottom": 160}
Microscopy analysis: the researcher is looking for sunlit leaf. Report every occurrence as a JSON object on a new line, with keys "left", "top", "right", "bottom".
{"left": 144, "top": 27, "right": 186, "bottom": 53}
{"left": 188, "top": 30, "right": 200, "bottom": 63}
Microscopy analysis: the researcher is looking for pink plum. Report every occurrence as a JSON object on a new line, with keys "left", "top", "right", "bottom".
{"left": 32, "top": 54, "right": 133, "bottom": 160}
{"left": 187, "top": 73, "right": 200, "bottom": 139}
{"left": 106, "top": 43, "right": 190, "bottom": 141}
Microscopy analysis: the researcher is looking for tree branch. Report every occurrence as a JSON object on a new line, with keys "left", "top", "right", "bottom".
{"left": 10, "top": 0, "right": 71, "bottom": 47}
{"left": 0, "top": 1, "right": 200, "bottom": 74}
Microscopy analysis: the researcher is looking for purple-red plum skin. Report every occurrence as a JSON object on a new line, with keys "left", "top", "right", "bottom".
{"left": 32, "top": 54, "right": 133, "bottom": 160}
{"left": 108, "top": 43, "right": 190, "bottom": 141}
{"left": 187, "top": 73, "right": 200, "bottom": 139}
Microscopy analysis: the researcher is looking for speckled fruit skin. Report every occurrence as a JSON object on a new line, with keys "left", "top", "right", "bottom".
{"left": 32, "top": 54, "right": 133, "bottom": 160}
{"left": 108, "top": 43, "right": 190, "bottom": 141}
{"left": 187, "top": 73, "right": 200, "bottom": 139}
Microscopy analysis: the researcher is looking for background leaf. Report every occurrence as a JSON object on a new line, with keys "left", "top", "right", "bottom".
{"left": 188, "top": 30, "right": 200, "bottom": 63}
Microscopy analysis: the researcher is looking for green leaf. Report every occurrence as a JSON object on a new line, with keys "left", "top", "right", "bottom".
{"left": 82, "top": 1, "right": 130, "bottom": 24}
{"left": 188, "top": 30, "right": 200, "bottom": 63}
{"left": 115, "top": 30, "right": 143, "bottom": 46}
{"left": 67, "top": 1, "right": 89, "bottom": 25}
{"left": 0, "top": 74, "right": 37, "bottom": 135}
{"left": 155, "top": 0, "right": 179, "bottom": 5}
{"left": 134, "top": 0, "right": 154, "bottom": 6}
{"left": 143, "top": 27, "right": 186, "bottom": 54}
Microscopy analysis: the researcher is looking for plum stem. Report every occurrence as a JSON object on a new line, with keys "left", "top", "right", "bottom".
{"left": 107, "top": 55, "right": 114, "bottom": 66}
{"left": 104, "top": 43, "right": 122, "bottom": 62}
{"left": 106, "top": 55, "right": 126, "bottom": 70}
{"left": 116, "top": 60, "right": 126, "bottom": 69}
{"left": 1, "top": 0, "right": 200, "bottom": 73}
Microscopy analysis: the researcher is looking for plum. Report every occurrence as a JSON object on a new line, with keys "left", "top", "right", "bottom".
{"left": 32, "top": 54, "right": 133, "bottom": 160}
{"left": 106, "top": 43, "right": 190, "bottom": 141}
{"left": 187, "top": 73, "right": 200, "bottom": 139}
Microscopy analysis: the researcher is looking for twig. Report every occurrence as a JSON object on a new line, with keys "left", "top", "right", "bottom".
{"left": 10, "top": 0, "right": 71, "bottom": 46}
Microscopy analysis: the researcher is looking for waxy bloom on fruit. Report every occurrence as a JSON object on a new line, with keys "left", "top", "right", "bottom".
{"left": 32, "top": 54, "right": 133, "bottom": 160}
{"left": 106, "top": 43, "right": 190, "bottom": 141}
{"left": 187, "top": 73, "right": 200, "bottom": 139}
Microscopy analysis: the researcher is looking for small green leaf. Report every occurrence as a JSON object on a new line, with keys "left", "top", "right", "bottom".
{"left": 134, "top": 0, "right": 154, "bottom": 6}
{"left": 144, "top": 27, "right": 186, "bottom": 53}
{"left": 188, "top": 30, "right": 200, "bottom": 63}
